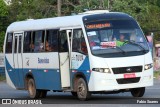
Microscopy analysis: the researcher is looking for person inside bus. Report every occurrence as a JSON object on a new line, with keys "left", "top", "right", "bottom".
{"left": 81, "top": 37, "right": 88, "bottom": 54}
{"left": 116, "top": 33, "right": 127, "bottom": 47}
{"left": 34, "top": 42, "right": 44, "bottom": 52}
{"left": 130, "top": 31, "right": 136, "bottom": 42}
{"left": 40, "top": 43, "right": 44, "bottom": 51}
{"left": 30, "top": 42, "right": 34, "bottom": 52}
{"left": 45, "top": 41, "right": 53, "bottom": 52}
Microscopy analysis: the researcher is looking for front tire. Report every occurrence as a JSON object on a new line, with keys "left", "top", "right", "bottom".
{"left": 131, "top": 87, "right": 145, "bottom": 97}
{"left": 76, "top": 78, "right": 91, "bottom": 101}
{"left": 28, "top": 78, "right": 40, "bottom": 98}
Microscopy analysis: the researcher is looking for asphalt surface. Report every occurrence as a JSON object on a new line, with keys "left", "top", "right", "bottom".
{"left": 0, "top": 79, "right": 160, "bottom": 106}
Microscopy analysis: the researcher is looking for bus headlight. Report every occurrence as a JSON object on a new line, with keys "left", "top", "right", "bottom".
{"left": 144, "top": 63, "right": 153, "bottom": 70}
{"left": 92, "top": 68, "right": 111, "bottom": 73}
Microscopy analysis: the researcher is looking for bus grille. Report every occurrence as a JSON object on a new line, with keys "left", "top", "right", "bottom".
{"left": 116, "top": 77, "right": 140, "bottom": 84}
{"left": 112, "top": 66, "right": 142, "bottom": 74}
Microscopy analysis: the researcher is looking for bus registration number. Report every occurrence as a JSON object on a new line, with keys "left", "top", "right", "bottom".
{"left": 124, "top": 73, "right": 136, "bottom": 78}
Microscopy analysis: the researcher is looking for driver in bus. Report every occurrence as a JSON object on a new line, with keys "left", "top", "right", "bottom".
{"left": 116, "top": 33, "right": 127, "bottom": 47}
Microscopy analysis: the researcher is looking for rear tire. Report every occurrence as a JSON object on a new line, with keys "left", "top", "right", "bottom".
{"left": 27, "top": 78, "right": 40, "bottom": 98}
{"left": 76, "top": 78, "right": 91, "bottom": 101}
{"left": 131, "top": 87, "right": 145, "bottom": 97}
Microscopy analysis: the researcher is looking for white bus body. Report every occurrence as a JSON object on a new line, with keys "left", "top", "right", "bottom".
{"left": 4, "top": 10, "right": 153, "bottom": 100}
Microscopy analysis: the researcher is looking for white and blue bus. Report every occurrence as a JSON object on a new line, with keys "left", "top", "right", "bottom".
{"left": 4, "top": 10, "right": 153, "bottom": 100}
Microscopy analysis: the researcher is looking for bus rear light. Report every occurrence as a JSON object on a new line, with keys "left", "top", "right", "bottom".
{"left": 72, "top": 70, "right": 77, "bottom": 73}
{"left": 44, "top": 70, "right": 48, "bottom": 72}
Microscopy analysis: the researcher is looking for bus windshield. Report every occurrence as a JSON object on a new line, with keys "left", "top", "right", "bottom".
{"left": 84, "top": 19, "right": 149, "bottom": 57}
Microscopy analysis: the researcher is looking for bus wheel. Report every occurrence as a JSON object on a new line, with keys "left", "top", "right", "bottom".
{"left": 28, "top": 78, "right": 40, "bottom": 98}
{"left": 76, "top": 78, "right": 91, "bottom": 101}
{"left": 71, "top": 92, "right": 77, "bottom": 97}
{"left": 131, "top": 87, "right": 145, "bottom": 97}
{"left": 39, "top": 90, "right": 47, "bottom": 98}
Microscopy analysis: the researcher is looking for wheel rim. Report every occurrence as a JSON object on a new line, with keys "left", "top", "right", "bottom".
{"left": 78, "top": 82, "right": 86, "bottom": 97}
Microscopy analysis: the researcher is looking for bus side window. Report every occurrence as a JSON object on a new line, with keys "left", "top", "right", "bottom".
{"left": 6, "top": 33, "right": 13, "bottom": 53}
{"left": 59, "top": 31, "right": 68, "bottom": 52}
{"left": 72, "top": 29, "right": 88, "bottom": 55}
{"left": 23, "top": 31, "right": 32, "bottom": 53}
{"left": 45, "top": 30, "right": 58, "bottom": 52}
{"left": 33, "top": 30, "right": 45, "bottom": 52}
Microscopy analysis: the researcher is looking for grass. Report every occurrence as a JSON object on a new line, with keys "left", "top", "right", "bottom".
{"left": 0, "top": 75, "right": 6, "bottom": 81}
{"left": 154, "top": 71, "right": 160, "bottom": 79}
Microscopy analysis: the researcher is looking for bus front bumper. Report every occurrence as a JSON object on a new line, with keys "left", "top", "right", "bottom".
{"left": 88, "top": 69, "right": 153, "bottom": 91}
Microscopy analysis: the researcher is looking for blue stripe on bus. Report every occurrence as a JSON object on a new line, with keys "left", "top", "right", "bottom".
{"left": 5, "top": 57, "right": 61, "bottom": 90}
{"left": 71, "top": 56, "right": 91, "bottom": 83}
{"left": 5, "top": 55, "right": 91, "bottom": 90}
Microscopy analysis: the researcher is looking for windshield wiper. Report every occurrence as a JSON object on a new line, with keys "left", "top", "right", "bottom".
{"left": 112, "top": 46, "right": 126, "bottom": 55}
{"left": 126, "top": 41, "right": 147, "bottom": 53}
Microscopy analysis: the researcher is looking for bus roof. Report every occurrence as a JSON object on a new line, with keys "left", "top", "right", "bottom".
{"left": 6, "top": 11, "right": 132, "bottom": 32}
{"left": 7, "top": 14, "right": 85, "bottom": 32}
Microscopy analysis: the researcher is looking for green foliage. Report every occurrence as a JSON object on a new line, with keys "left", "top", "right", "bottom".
{"left": 0, "top": 75, "right": 6, "bottom": 81}
{"left": 0, "top": 0, "right": 8, "bottom": 52}
{"left": 154, "top": 71, "right": 160, "bottom": 79}
{"left": 0, "top": 0, "right": 160, "bottom": 52}
{"left": 0, "top": 0, "right": 8, "bottom": 16}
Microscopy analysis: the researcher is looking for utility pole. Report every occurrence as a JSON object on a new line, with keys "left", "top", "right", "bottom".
{"left": 57, "top": 0, "right": 61, "bottom": 16}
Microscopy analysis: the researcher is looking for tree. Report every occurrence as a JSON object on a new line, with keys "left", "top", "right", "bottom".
{"left": 0, "top": 0, "right": 8, "bottom": 52}
{"left": 57, "top": 0, "right": 62, "bottom": 16}
{"left": 1, "top": 0, "right": 160, "bottom": 52}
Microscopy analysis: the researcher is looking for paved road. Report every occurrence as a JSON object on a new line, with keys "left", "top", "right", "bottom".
{"left": 0, "top": 79, "right": 160, "bottom": 106}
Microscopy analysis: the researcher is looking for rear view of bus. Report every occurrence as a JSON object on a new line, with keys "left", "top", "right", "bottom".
{"left": 83, "top": 12, "right": 153, "bottom": 99}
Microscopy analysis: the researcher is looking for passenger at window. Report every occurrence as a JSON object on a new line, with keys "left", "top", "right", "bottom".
{"left": 81, "top": 42, "right": 87, "bottom": 54}
{"left": 30, "top": 42, "right": 34, "bottom": 52}
{"left": 39, "top": 43, "right": 44, "bottom": 51}
{"left": 45, "top": 41, "right": 52, "bottom": 52}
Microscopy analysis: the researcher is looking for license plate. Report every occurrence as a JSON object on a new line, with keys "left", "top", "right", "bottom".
{"left": 124, "top": 73, "right": 136, "bottom": 78}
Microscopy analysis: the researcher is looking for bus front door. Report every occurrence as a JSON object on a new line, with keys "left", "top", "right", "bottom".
{"left": 59, "top": 30, "right": 71, "bottom": 88}
{"left": 13, "top": 32, "right": 24, "bottom": 88}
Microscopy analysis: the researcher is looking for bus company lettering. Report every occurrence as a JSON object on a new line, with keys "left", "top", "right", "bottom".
{"left": 38, "top": 58, "right": 49, "bottom": 64}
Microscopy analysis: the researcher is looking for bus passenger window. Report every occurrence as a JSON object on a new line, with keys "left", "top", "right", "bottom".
{"left": 23, "top": 32, "right": 32, "bottom": 53}
{"left": 14, "top": 36, "right": 17, "bottom": 53}
{"left": 72, "top": 29, "right": 88, "bottom": 54}
{"left": 81, "top": 35, "right": 88, "bottom": 54}
{"left": 33, "top": 30, "right": 45, "bottom": 52}
{"left": 59, "top": 31, "right": 68, "bottom": 52}
{"left": 5, "top": 33, "right": 13, "bottom": 53}
{"left": 45, "top": 30, "right": 58, "bottom": 52}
